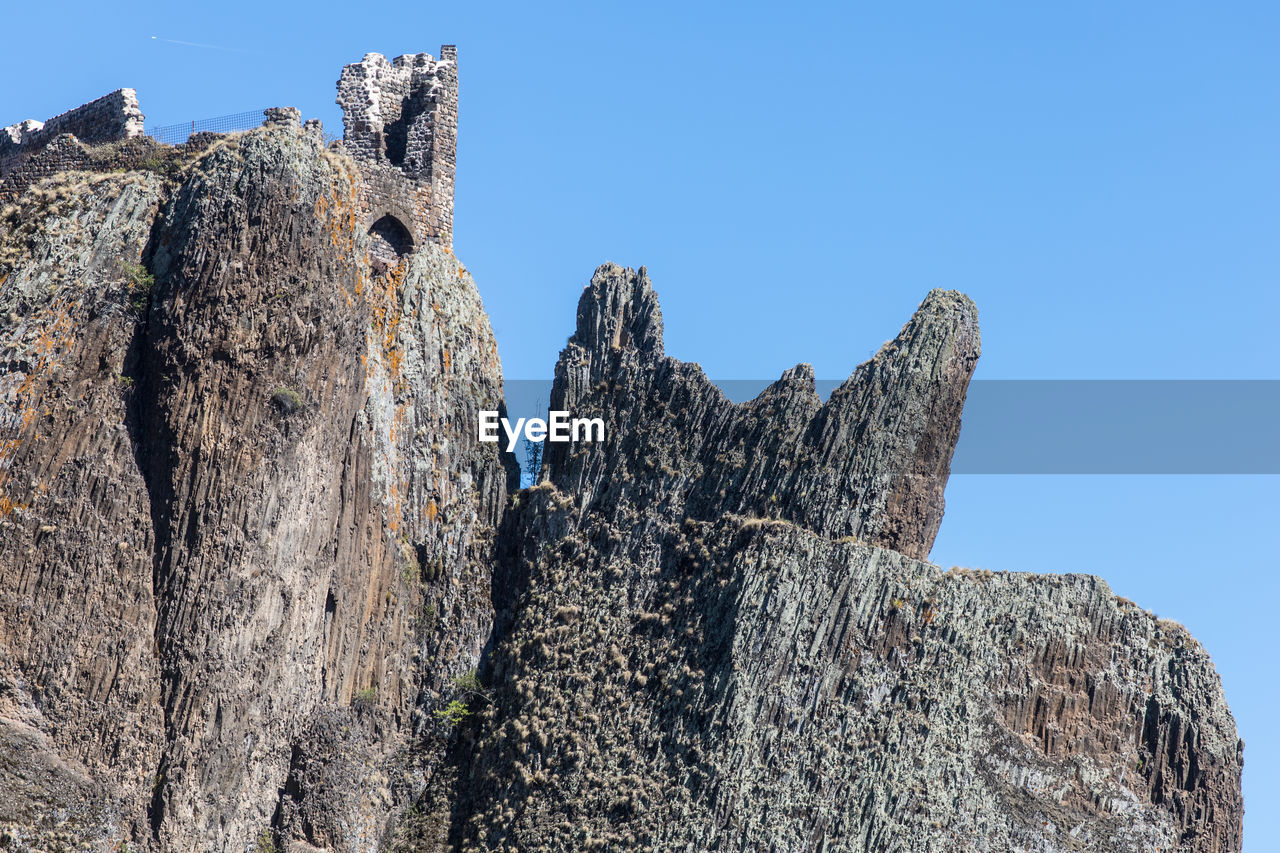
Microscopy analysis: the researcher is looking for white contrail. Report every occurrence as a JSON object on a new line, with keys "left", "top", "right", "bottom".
{"left": 150, "top": 36, "right": 261, "bottom": 55}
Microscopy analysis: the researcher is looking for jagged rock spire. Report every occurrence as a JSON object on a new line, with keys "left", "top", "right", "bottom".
{"left": 548, "top": 264, "right": 979, "bottom": 559}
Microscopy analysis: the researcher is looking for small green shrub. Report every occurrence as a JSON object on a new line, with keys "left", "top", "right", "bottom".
{"left": 353, "top": 686, "right": 377, "bottom": 706}
{"left": 272, "top": 387, "right": 304, "bottom": 415}
{"left": 139, "top": 153, "right": 168, "bottom": 175}
{"left": 433, "top": 699, "right": 470, "bottom": 727}
{"left": 120, "top": 261, "right": 154, "bottom": 313}
{"left": 452, "top": 668, "right": 482, "bottom": 695}
{"left": 253, "top": 829, "right": 279, "bottom": 853}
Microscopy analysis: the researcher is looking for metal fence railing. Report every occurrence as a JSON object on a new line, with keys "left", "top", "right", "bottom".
{"left": 147, "top": 110, "right": 266, "bottom": 145}
{"left": 147, "top": 110, "right": 343, "bottom": 147}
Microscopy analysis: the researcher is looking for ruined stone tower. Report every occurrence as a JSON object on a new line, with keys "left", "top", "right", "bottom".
{"left": 336, "top": 46, "right": 458, "bottom": 260}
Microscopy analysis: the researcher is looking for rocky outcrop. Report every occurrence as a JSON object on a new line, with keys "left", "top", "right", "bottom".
{"left": 0, "top": 123, "right": 512, "bottom": 851}
{"left": 544, "top": 265, "right": 978, "bottom": 559}
{"left": 423, "top": 265, "right": 1242, "bottom": 852}
{"left": 0, "top": 103, "right": 1242, "bottom": 852}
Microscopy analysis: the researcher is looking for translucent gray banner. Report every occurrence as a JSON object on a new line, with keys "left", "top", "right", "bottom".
{"left": 502, "top": 379, "right": 1280, "bottom": 474}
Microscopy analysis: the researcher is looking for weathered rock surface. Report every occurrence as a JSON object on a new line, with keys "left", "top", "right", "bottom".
{"left": 0, "top": 167, "right": 167, "bottom": 852}
{"left": 422, "top": 266, "right": 1242, "bottom": 852}
{"left": 0, "top": 124, "right": 512, "bottom": 851}
{"left": 544, "top": 265, "right": 978, "bottom": 559}
{"left": 0, "top": 119, "right": 1243, "bottom": 852}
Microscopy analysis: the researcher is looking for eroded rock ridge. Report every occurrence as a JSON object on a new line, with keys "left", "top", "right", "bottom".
{"left": 421, "top": 266, "right": 1241, "bottom": 853}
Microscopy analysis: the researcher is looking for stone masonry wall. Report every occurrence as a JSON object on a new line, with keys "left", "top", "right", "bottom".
{"left": 336, "top": 47, "right": 458, "bottom": 249}
{"left": 0, "top": 136, "right": 179, "bottom": 205}
{"left": 428, "top": 45, "right": 458, "bottom": 246}
{"left": 0, "top": 136, "right": 93, "bottom": 199}
{"left": 1, "top": 89, "right": 144, "bottom": 169}
{"left": 2, "top": 53, "right": 460, "bottom": 251}
{"left": 0, "top": 110, "right": 313, "bottom": 205}
{"left": 0, "top": 89, "right": 148, "bottom": 203}
{"left": 39, "top": 89, "right": 145, "bottom": 145}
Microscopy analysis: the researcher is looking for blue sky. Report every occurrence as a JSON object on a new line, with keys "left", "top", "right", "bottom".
{"left": 5, "top": 1, "right": 1278, "bottom": 846}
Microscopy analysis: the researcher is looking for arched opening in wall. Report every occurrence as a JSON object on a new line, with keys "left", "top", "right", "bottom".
{"left": 369, "top": 214, "right": 414, "bottom": 267}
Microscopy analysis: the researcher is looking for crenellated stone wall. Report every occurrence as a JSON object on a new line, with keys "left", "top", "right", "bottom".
{"left": 336, "top": 47, "right": 458, "bottom": 252}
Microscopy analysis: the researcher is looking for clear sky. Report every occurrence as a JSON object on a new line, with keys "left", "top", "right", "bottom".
{"left": 5, "top": 1, "right": 1278, "bottom": 846}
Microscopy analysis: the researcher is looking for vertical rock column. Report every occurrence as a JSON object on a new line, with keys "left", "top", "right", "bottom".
{"left": 130, "top": 123, "right": 508, "bottom": 851}
{"left": 0, "top": 171, "right": 167, "bottom": 849}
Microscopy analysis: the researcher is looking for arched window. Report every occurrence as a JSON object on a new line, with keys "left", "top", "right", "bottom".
{"left": 368, "top": 213, "right": 414, "bottom": 264}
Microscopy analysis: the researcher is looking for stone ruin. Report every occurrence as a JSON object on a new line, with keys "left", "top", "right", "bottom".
{"left": 0, "top": 89, "right": 148, "bottom": 201}
{"left": 0, "top": 88, "right": 146, "bottom": 158}
{"left": 1, "top": 47, "right": 459, "bottom": 260}
{"left": 336, "top": 46, "right": 459, "bottom": 259}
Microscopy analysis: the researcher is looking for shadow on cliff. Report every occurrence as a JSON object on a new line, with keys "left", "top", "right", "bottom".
{"left": 117, "top": 212, "right": 180, "bottom": 838}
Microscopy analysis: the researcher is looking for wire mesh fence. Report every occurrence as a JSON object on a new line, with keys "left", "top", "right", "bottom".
{"left": 146, "top": 110, "right": 269, "bottom": 146}
{"left": 147, "top": 110, "right": 344, "bottom": 147}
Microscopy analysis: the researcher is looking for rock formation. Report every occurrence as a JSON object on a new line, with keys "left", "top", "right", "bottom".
{"left": 0, "top": 57, "right": 1243, "bottom": 853}
{"left": 0, "top": 117, "right": 512, "bottom": 852}
{"left": 416, "top": 266, "right": 1242, "bottom": 852}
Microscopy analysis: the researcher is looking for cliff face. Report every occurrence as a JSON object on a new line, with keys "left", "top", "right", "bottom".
{"left": 0, "top": 124, "right": 512, "bottom": 851}
{"left": 0, "top": 123, "right": 1242, "bottom": 852}
{"left": 417, "top": 266, "right": 1241, "bottom": 853}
